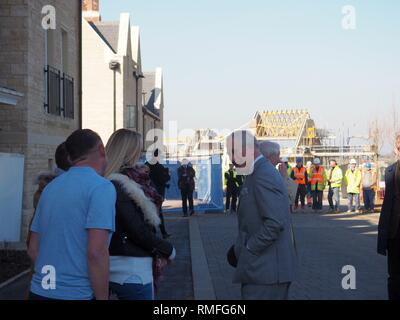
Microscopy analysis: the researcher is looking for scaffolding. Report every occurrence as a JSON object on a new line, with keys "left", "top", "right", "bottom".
{"left": 250, "top": 109, "right": 378, "bottom": 165}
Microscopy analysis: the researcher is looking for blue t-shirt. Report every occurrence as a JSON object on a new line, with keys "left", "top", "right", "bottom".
{"left": 30, "top": 167, "right": 116, "bottom": 300}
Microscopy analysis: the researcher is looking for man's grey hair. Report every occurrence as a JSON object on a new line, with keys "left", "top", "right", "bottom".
{"left": 259, "top": 141, "right": 281, "bottom": 159}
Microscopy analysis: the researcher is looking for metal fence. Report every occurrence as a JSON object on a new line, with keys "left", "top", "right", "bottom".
{"left": 63, "top": 73, "right": 74, "bottom": 119}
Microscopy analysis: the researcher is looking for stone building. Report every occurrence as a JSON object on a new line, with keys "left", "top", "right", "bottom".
{"left": 0, "top": 0, "right": 82, "bottom": 242}
{"left": 82, "top": 0, "right": 164, "bottom": 149}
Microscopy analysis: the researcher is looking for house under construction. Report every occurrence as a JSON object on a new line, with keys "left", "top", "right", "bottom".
{"left": 248, "top": 109, "right": 378, "bottom": 165}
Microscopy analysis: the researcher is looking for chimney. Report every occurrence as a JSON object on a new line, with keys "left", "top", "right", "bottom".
{"left": 82, "top": 0, "right": 101, "bottom": 22}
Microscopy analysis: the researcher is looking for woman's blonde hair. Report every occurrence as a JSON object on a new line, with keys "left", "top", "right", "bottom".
{"left": 395, "top": 132, "right": 400, "bottom": 160}
{"left": 105, "top": 129, "right": 143, "bottom": 177}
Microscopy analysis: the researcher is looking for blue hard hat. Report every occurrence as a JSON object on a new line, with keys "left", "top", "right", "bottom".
{"left": 296, "top": 157, "right": 303, "bottom": 163}
{"left": 366, "top": 163, "right": 372, "bottom": 169}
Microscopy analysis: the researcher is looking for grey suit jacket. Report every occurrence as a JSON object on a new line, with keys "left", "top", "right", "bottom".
{"left": 233, "top": 157, "right": 297, "bottom": 285}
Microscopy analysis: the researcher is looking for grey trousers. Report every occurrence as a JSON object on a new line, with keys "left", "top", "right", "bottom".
{"left": 241, "top": 283, "right": 291, "bottom": 300}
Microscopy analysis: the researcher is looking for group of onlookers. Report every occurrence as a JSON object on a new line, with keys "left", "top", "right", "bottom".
{"left": 288, "top": 157, "right": 378, "bottom": 214}
{"left": 25, "top": 126, "right": 400, "bottom": 301}
{"left": 27, "top": 129, "right": 175, "bottom": 300}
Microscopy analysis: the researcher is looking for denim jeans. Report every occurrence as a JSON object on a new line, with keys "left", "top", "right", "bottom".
{"left": 109, "top": 282, "right": 154, "bottom": 300}
{"left": 363, "top": 189, "right": 376, "bottom": 211}
{"left": 348, "top": 193, "right": 360, "bottom": 211}
{"left": 328, "top": 187, "right": 341, "bottom": 210}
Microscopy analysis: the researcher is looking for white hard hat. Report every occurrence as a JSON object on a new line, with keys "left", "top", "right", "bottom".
{"left": 281, "top": 157, "right": 289, "bottom": 162}
{"left": 350, "top": 159, "right": 357, "bottom": 165}
{"left": 313, "top": 158, "right": 321, "bottom": 165}
{"left": 306, "top": 161, "right": 312, "bottom": 166}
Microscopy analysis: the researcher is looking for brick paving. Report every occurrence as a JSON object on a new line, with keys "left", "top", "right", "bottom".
{"left": 156, "top": 215, "right": 193, "bottom": 300}
{"left": 197, "top": 208, "right": 388, "bottom": 300}
{"left": 0, "top": 206, "right": 389, "bottom": 300}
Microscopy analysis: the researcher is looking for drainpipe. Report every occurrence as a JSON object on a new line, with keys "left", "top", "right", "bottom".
{"left": 109, "top": 61, "right": 120, "bottom": 132}
{"left": 78, "top": 0, "right": 83, "bottom": 129}
{"left": 133, "top": 70, "right": 145, "bottom": 131}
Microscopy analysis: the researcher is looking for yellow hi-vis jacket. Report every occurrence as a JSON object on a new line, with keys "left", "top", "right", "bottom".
{"left": 345, "top": 169, "right": 362, "bottom": 194}
{"left": 224, "top": 169, "right": 240, "bottom": 189}
{"left": 327, "top": 166, "right": 343, "bottom": 189}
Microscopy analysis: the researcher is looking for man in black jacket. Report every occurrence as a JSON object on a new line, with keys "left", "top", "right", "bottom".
{"left": 378, "top": 133, "right": 400, "bottom": 300}
{"left": 178, "top": 159, "right": 196, "bottom": 217}
{"left": 225, "top": 164, "right": 240, "bottom": 214}
{"left": 146, "top": 150, "right": 171, "bottom": 239}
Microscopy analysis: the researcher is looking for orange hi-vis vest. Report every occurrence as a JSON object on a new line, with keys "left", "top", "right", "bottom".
{"left": 294, "top": 166, "right": 306, "bottom": 185}
{"left": 311, "top": 167, "right": 325, "bottom": 186}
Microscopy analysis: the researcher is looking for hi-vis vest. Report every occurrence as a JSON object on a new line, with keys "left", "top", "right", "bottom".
{"left": 311, "top": 166, "right": 325, "bottom": 190}
{"left": 294, "top": 167, "right": 306, "bottom": 185}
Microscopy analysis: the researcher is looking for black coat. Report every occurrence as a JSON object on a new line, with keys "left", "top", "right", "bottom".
{"left": 378, "top": 162, "right": 400, "bottom": 255}
{"left": 145, "top": 161, "right": 170, "bottom": 197}
{"left": 109, "top": 180, "right": 173, "bottom": 259}
{"left": 177, "top": 165, "right": 196, "bottom": 191}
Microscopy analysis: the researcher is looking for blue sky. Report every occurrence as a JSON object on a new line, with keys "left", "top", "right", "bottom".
{"left": 100, "top": 0, "right": 400, "bottom": 144}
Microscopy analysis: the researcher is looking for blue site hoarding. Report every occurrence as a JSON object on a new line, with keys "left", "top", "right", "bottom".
{"left": 163, "top": 154, "right": 224, "bottom": 213}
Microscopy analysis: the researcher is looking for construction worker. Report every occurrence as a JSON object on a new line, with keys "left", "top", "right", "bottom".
{"left": 327, "top": 160, "right": 343, "bottom": 213}
{"left": 306, "top": 161, "right": 313, "bottom": 207}
{"left": 282, "top": 157, "right": 293, "bottom": 177}
{"left": 224, "top": 164, "right": 240, "bottom": 214}
{"left": 362, "top": 162, "right": 377, "bottom": 213}
{"left": 345, "top": 159, "right": 362, "bottom": 213}
{"left": 309, "top": 158, "right": 327, "bottom": 211}
{"left": 291, "top": 157, "right": 308, "bottom": 212}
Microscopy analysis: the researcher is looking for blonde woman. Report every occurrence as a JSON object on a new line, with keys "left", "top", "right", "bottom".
{"left": 105, "top": 129, "right": 175, "bottom": 300}
{"left": 378, "top": 132, "right": 400, "bottom": 300}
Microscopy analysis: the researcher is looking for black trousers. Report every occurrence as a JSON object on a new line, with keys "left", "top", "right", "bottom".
{"left": 312, "top": 190, "right": 323, "bottom": 210}
{"left": 295, "top": 185, "right": 307, "bottom": 208}
{"left": 388, "top": 230, "right": 400, "bottom": 300}
{"left": 226, "top": 187, "right": 238, "bottom": 211}
{"left": 181, "top": 189, "right": 194, "bottom": 214}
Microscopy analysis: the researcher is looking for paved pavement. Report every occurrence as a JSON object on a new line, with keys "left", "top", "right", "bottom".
{"left": 197, "top": 208, "right": 388, "bottom": 300}
{"left": 156, "top": 215, "right": 193, "bottom": 300}
{"left": 0, "top": 207, "right": 389, "bottom": 300}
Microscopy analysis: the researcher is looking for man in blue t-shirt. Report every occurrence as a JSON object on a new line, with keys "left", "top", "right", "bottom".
{"left": 28, "top": 129, "right": 116, "bottom": 300}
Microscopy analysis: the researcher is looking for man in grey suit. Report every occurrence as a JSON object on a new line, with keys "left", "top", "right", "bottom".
{"left": 226, "top": 131, "right": 297, "bottom": 300}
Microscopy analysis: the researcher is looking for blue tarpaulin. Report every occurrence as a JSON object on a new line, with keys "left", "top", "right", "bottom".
{"left": 163, "top": 155, "right": 224, "bottom": 213}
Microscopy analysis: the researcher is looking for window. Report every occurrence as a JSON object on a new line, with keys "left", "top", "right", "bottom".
{"left": 61, "top": 29, "right": 69, "bottom": 74}
{"left": 63, "top": 74, "right": 74, "bottom": 119}
{"left": 45, "top": 30, "right": 56, "bottom": 67}
{"left": 44, "top": 29, "right": 74, "bottom": 119}
{"left": 44, "top": 65, "right": 61, "bottom": 115}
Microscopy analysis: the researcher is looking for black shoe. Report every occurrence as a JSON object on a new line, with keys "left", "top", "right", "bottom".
{"left": 190, "top": 211, "right": 195, "bottom": 216}
{"left": 163, "top": 233, "right": 171, "bottom": 239}
{"left": 183, "top": 213, "right": 188, "bottom": 217}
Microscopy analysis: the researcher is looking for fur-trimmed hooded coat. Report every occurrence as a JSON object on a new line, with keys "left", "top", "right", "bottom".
{"left": 108, "top": 173, "right": 173, "bottom": 259}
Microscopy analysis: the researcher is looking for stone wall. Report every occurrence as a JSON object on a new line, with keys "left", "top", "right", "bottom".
{"left": 0, "top": 0, "right": 81, "bottom": 241}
